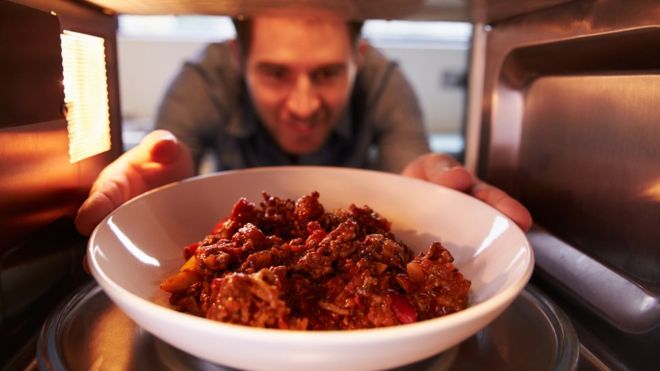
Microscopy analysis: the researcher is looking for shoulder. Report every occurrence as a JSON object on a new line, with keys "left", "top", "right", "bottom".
{"left": 357, "top": 43, "right": 396, "bottom": 87}
{"left": 184, "top": 40, "right": 242, "bottom": 87}
{"left": 171, "top": 40, "right": 245, "bottom": 110}
{"left": 193, "top": 41, "right": 234, "bottom": 68}
{"left": 353, "top": 43, "right": 422, "bottom": 128}
{"left": 355, "top": 43, "right": 404, "bottom": 103}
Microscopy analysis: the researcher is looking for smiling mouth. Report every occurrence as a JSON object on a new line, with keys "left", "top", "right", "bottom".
{"left": 286, "top": 120, "right": 318, "bottom": 134}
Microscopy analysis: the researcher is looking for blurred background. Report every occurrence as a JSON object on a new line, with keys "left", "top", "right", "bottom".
{"left": 116, "top": 16, "right": 472, "bottom": 159}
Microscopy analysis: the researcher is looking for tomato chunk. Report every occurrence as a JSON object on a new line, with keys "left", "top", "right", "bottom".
{"left": 390, "top": 292, "right": 417, "bottom": 324}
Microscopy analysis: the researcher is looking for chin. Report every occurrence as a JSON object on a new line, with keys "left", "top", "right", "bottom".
{"left": 285, "top": 147, "right": 319, "bottom": 156}
{"left": 281, "top": 141, "right": 324, "bottom": 156}
{"left": 279, "top": 134, "right": 328, "bottom": 156}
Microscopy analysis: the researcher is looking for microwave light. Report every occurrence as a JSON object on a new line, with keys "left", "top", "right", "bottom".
{"left": 640, "top": 179, "right": 660, "bottom": 202}
{"left": 61, "top": 30, "right": 111, "bottom": 163}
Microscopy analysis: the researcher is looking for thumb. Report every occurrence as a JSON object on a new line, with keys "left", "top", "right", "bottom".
{"left": 75, "top": 180, "right": 126, "bottom": 236}
{"left": 403, "top": 153, "right": 474, "bottom": 192}
{"left": 75, "top": 130, "right": 193, "bottom": 236}
{"left": 134, "top": 130, "right": 194, "bottom": 189}
{"left": 141, "top": 130, "right": 181, "bottom": 164}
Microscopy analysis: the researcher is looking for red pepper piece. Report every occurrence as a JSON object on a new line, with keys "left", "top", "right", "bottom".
{"left": 390, "top": 292, "right": 417, "bottom": 324}
{"left": 184, "top": 241, "right": 201, "bottom": 260}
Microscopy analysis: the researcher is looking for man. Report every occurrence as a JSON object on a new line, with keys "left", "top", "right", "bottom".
{"left": 157, "top": 14, "right": 427, "bottom": 172}
{"left": 75, "top": 10, "right": 531, "bottom": 235}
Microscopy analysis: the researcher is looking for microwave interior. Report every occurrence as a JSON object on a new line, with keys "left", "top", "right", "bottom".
{"left": 1, "top": 0, "right": 658, "bottom": 370}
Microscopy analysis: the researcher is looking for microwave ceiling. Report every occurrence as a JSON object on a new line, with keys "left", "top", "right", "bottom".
{"left": 81, "top": 0, "right": 574, "bottom": 23}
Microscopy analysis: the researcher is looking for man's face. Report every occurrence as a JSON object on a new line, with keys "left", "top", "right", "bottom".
{"left": 243, "top": 15, "right": 360, "bottom": 155}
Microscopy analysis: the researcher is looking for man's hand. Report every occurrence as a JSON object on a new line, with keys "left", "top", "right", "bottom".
{"left": 75, "top": 130, "right": 194, "bottom": 236}
{"left": 402, "top": 153, "right": 532, "bottom": 231}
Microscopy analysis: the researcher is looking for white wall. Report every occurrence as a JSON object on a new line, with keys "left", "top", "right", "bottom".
{"left": 118, "top": 38, "right": 208, "bottom": 121}
{"left": 117, "top": 37, "right": 469, "bottom": 138}
{"left": 376, "top": 44, "right": 468, "bottom": 133}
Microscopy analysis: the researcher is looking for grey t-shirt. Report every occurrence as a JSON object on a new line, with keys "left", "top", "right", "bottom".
{"left": 155, "top": 41, "right": 430, "bottom": 173}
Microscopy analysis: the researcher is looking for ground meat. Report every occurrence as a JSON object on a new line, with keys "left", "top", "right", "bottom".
{"left": 161, "top": 191, "right": 471, "bottom": 330}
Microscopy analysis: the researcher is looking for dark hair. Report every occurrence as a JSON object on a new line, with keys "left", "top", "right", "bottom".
{"left": 231, "top": 17, "right": 364, "bottom": 57}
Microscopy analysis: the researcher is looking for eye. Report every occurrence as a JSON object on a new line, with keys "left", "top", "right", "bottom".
{"left": 258, "top": 65, "right": 290, "bottom": 82}
{"left": 312, "top": 65, "right": 344, "bottom": 84}
{"left": 267, "top": 67, "right": 287, "bottom": 80}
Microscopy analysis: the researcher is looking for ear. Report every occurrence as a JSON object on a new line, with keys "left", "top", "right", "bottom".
{"left": 228, "top": 39, "right": 244, "bottom": 72}
{"left": 355, "top": 39, "right": 368, "bottom": 69}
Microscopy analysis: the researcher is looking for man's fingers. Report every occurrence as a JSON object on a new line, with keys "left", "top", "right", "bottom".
{"left": 75, "top": 130, "right": 194, "bottom": 236}
{"left": 424, "top": 165, "right": 474, "bottom": 192}
{"left": 75, "top": 180, "right": 126, "bottom": 235}
{"left": 402, "top": 153, "right": 473, "bottom": 192}
{"left": 403, "top": 153, "right": 533, "bottom": 231}
{"left": 472, "top": 183, "right": 533, "bottom": 231}
{"left": 142, "top": 130, "right": 181, "bottom": 164}
{"left": 82, "top": 252, "right": 91, "bottom": 274}
{"left": 138, "top": 131, "right": 194, "bottom": 188}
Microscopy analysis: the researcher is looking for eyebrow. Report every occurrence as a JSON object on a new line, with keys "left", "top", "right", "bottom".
{"left": 255, "top": 62, "right": 288, "bottom": 71}
{"left": 313, "top": 63, "right": 347, "bottom": 73}
{"left": 254, "top": 62, "right": 348, "bottom": 72}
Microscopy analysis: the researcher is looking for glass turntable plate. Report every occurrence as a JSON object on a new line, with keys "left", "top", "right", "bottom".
{"left": 37, "top": 282, "right": 578, "bottom": 370}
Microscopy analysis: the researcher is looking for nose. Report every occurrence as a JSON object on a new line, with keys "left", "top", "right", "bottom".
{"left": 286, "top": 75, "right": 320, "bottom": 119}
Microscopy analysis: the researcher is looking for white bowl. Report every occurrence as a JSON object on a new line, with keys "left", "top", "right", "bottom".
{"left": 87, "top": 166, "right": 533, "bottom": 371}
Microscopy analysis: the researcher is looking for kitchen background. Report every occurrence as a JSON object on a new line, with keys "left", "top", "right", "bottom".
{"left": 115, "top": 16, "right": 472, "bottom": 162}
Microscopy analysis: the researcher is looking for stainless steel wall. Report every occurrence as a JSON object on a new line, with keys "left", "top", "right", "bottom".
{"left": 469, "top": 1, "right": 660, "bottom": 369}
